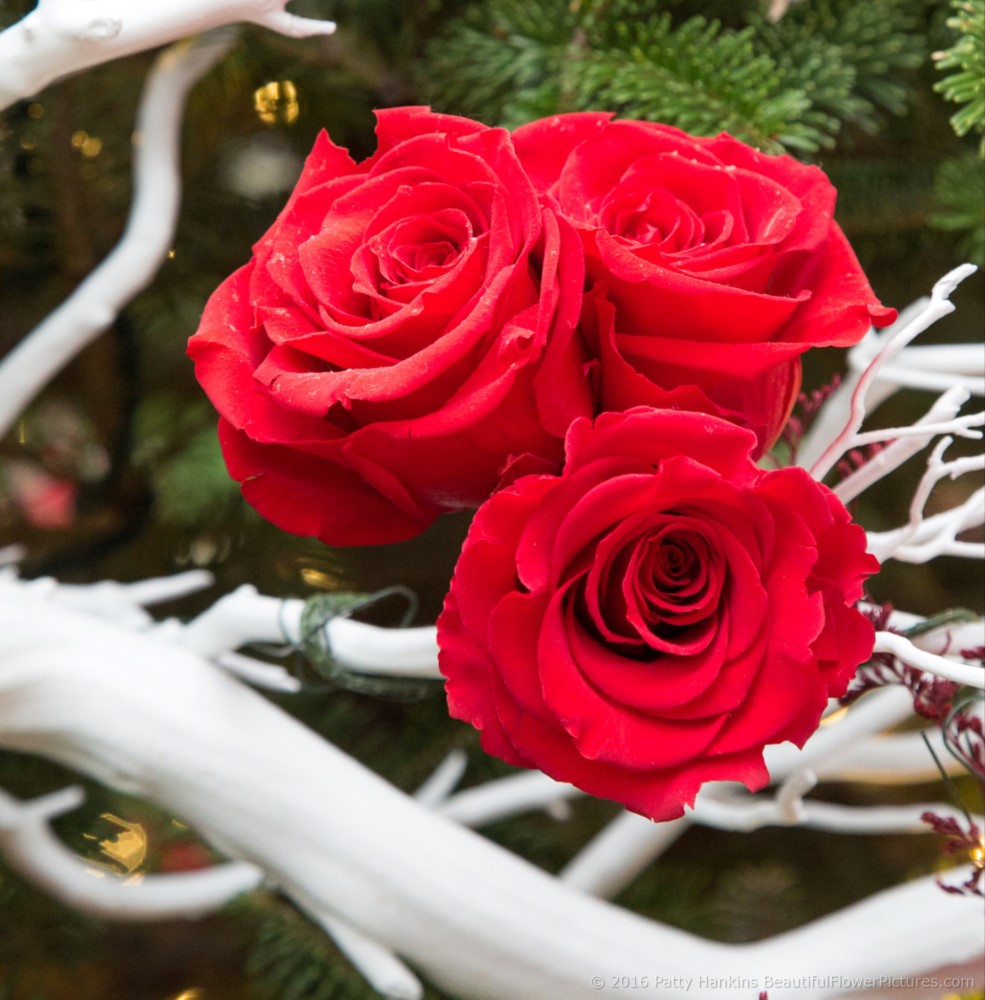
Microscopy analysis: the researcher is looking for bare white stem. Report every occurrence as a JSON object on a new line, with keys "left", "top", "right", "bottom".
{"left": 872, "top": 632, "right": 985, "bottom": 688}
{"left": 559, "top": 811, "right": 688, "bottom": 898}
{"left": 0, "top": 1, "right": 335, "bottom": 112}
{"left": 48, "top": 570, "right": 216, "bottom": 629}
{"left": 764, "top": 688, "right": 918, "bottom": 779}
{"left": 215, "top": 651, "right": 302, "bottom": 693}
{"left": 834, "top": 386, "right": 972, "bottom": 503}
{"left": 0, "top": 545, "right": 25, "bottom": 567}
{"left": 0, "top": 32, "right": 234, "bottom": 439}
{"left": 0, "top": 786, "right": 263, "bottom": 919}
{"left": 414, "top": 751, "right": 469, "bottom": 809}
{"left": 310, "top": 910, "right": 424, "bottom": 1000}
{"left": 875, "top": 343, "right": 985, "bottom": 377}
{"left": 868, "top": 492, "right": 985, "bottom": 565}
{"left": 873, "top": 366, "right": 985, "bottom": 397}
{"left": 848, "top": 410, "right": 983, "bottom": 447}
{"left": 178, "top": 585, "right": 442, "bottom": 678}
{"left": 806, "top": 265, "right": 978, "bottom": 482}
{"left": 865, "top": 442, "right": 985, "bottom": 564}
{"left": 691, "top": 790, "right": 980, "bottom": 836}
{"left": 881, "top": 607, "right": 985, "bottom": 654}
{"left": 817, "top": 729, "right": 965, "bottom": 784}
{"left": 119, "top": 570, "right": 216, "bottom": 605}
{"left": 439, "top": 772, "right": 582, "bottom": 827}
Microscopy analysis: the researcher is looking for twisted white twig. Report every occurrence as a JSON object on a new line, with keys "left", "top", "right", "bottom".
{"left": 0, "top": 786, "right": 264, "bottom": 919}
{"left": 834, "top": 386, "right": 976, "bottom": 503}
{"left": 872, "top": 632, "right": 985, "bottom": 688}
{"left": 0, "top": 32, "right": 235, "bottom": 439}
{"left": 0, "top": 0, "right": 335, "bottom": 112}
{"left": 803, "top": 265, "right": 978, "bottom": 481}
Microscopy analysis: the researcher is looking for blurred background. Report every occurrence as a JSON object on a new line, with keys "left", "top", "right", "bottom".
{"left": 0, "top": 1, "right": 982, "bottom": 997}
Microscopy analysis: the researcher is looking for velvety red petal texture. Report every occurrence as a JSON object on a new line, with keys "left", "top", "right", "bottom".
{"left": 189, "top": 108, "right": 590, "bottom": 545}
{"left": 512, "top": 114, "right": 896, "bottom": 453}
{"left": 437, "top": 409, "right": 878, "bottom": 821}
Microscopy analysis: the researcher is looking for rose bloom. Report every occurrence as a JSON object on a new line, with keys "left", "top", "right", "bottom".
{"left": 513, "top": 114, "right": 897, "bottom": 452}
{"left": 438, "top": 408, "right": 878, "bottom": 821}
{"left": 189, "top": 108, "right": 587, "bottom": 545}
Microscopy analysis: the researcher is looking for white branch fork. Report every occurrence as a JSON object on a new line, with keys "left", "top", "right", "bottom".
{"left": 0, "top": 0, "right": 335, "bottom": 112}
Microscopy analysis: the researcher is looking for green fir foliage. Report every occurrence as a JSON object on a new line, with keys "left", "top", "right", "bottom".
{"left": 424, "top": 0, "right": 928, "bottom": 153}
{"left": 932, "top": 152, "right": 985, "bottom": 264}
{"left": 934, "top": 0, "right": 985, "bottom": 152}
{"left": 233, "top": 893, "right": 455, "bottom": 1000}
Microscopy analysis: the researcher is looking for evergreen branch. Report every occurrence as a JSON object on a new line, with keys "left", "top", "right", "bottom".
{"left": 934, "top": 0, "right": 985, "bottom": 152}
{"left": 424, "top": 0, "right": 926, "bottom": 153}
{"left": 421, "top": 0, "right": 575, "bottom": 127}
{"left": 748, "top": 0, "right": 925, "bottom": 138}
{"left": 932, "top": 153, "right": 985, "bottom": 265}
{"left": 572, "top": 8, "right": 814, "bottom": 152}
{"left": 425, "top": 0, "right": 827, "bottom": 151}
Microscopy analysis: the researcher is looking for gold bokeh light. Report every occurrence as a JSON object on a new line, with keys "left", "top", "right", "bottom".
{"left": 253, "top": 80, "right": 300, "bottom": 125}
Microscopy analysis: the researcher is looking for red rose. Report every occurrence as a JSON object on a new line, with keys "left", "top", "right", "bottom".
{"left": 188, "top": 107, "right": 588, "bottom": 545}
{"left": 437, "top": 408, "right": 878, "bottom": 821}
{"left": 513, "top": 114, "right": 897, "bottom": 451}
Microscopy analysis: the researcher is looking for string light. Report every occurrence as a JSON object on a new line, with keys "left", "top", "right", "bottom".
{"left": 71, "top": 130, "right": 103, "bottom": 157}
{"left": 253, "top": 80, "right": 299, "bottom": 125}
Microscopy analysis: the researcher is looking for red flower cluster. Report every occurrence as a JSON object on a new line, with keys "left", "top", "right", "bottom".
{"left": 189, "top": 107, "right": 889, "bottom": 820}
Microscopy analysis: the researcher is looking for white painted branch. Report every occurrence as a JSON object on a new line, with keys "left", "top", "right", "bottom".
{"left": 178, "top": 585, "right": 442, "bottom": 679}
{"left": 866, "top": 443, "right": 985, "bottom": 564}
{"left": 882, "top": 608, "right": 985, "bottom": 651}
{"left": 0, "top": 0, "right": 335, "bottom": 112}
{"left": 849, "top": 411, "right": 983, "bottom": 448}
{"left": 0, "top": 31, "right": 233, "bottom": 440}
{"left": 824, "top": 730, "right": 966, "bottom": 784}
{"left": 215, "top": 650, "right": 303, "bottom": 693}
{"left": 835, "top": 387, "right": 973, "bottom": 503}
{"left": 52, "top": 570, "right": 215, "bottom": 628}
{"left": 0, "top": 786, "right": 263, "bottom": 919}
{"left": 439, "top": 772, "right": 582, "bottom": 827}
{"left": 872, "top": 632, "right": 985, "bottom": 688}
{"left": 872, "top": 366, "right": 985, "bottom": 397}
{"left": 798, "top": 298, "right": 984, "bottom": 472}
{"left": 874, "top": 343, "right": 985, "bottom": 379}
{"left": 804, "top": 265, "right": 978, "bottom": 480}
{"left": 691, "top": 790, "right": 981, "bottom": 835}
{"left": 3, "top": 579, "right": 980, "bottom": 999}
{"left": 0, "top": 545, "right": 26, "bottom": 567}
{"left": 313, "top": 914, "right": 423, "bottom": 1000}
{"left": 559, "top": 811, "right": 688, "bottom": 898}
{"left": 414, "top": 751, "right": 469, "bottom": 809}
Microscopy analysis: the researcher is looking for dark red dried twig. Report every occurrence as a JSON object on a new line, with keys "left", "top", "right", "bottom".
{"left": 920, "top": 811, "right": 985, "bottom": 897}
{"left": 780, "top": 374, "right": 842, "bottom": 462}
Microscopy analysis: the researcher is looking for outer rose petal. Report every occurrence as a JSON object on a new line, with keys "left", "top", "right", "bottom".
{"left": 437, "top": 409, "right": 878, "bottom": 821}
{"left": 189, "top": 108, "right": 590, "bottom": 545}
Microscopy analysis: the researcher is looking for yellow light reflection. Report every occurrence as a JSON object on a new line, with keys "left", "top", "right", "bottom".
{"left": 971, "top": 837, "right": 985, "bottom": 869}
{"left": 820, "top": 705, "right": 849, "bottom": 727}
{"left": 71, "top": 130, "right": 88, "bottom": 148}
{"left": 253, "top": 80, "right": 299, "bottom": 125}
{"left": 167, "top": 248, "right": 177, "bottom": 259}
{"left": 27, "top": 102, "right": 44, "bottom": 119}
{"left": 96, "top": 813, "right": 148, "bottom": 875}
{"left": 300, "top": 566, "right": 344, "bottom": 589}
{"left": 81, "top": 136, "right": 102, "bottom": 158}
{"left": 171, "top": 990, "right": 204, "bottom": 1000}
{"left": 19, "top": 137, "right": 35, "bottom": 150}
